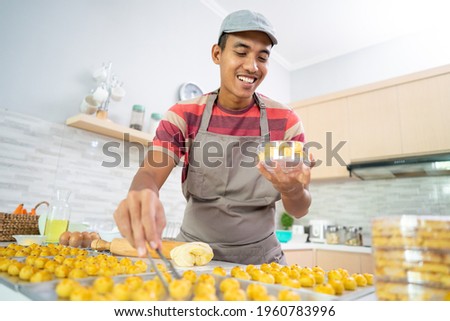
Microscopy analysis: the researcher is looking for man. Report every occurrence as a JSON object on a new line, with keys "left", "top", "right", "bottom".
{"left": 114, "top": 10, "right": 312, "bottom": 264}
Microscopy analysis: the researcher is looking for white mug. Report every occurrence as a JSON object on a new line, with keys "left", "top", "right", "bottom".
{"left": 92, "top": 67, "right": 107, "bottom": 83}
{"left": 111, "top": 86, "right": 126, "bottom": 101}
{"left": 92, "top": 86, "right": 109, "bottom": 103}
{"left": 80, "top": 95, "right": 100, "bottom": 114}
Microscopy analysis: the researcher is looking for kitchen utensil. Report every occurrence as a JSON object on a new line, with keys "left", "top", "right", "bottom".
{"left": 90, "top": 237, "right": 185, "bottom": 258}
{"left": 146, "top": 244, "right": 181, "bottom": 293}
{"left": 146, "top": 250, "right": 170, "bottom": 291}
{"left": 155, "top": 248, "right": 181, "bottom": 279}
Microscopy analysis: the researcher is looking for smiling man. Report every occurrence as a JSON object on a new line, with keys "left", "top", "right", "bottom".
{"left": 114, "top": 10, "right": 312, "bottom": 265}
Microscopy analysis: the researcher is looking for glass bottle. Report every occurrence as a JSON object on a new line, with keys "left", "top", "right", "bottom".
{"left": 130, "top": 104, "right": 145, "bottom": 131}
{"left": 44, "top": 189, "right": 71, "bottom": 243}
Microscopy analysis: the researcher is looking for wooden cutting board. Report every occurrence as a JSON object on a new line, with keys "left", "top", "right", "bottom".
{"left": 91, "top": 238, "right": 186, "bottom": 259}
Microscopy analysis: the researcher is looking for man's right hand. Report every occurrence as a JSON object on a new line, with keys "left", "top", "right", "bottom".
{"left": 114, "top": 188, "right": 166, "bottom": 257}
{"left": 113, "top": 150, "right": 175, "bottom": 257}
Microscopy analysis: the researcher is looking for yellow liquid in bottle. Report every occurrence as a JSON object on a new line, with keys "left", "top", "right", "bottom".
{"left": 44, "top": 219, "right": 69, "bottom": 243}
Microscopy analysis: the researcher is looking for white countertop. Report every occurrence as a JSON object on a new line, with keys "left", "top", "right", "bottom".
{"left": 281, "top": 241, "right": 373, "bottom": 254}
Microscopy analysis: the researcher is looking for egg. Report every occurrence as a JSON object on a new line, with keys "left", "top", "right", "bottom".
{"left": 59, "top": 231, "right": 71, "bottom": 246}
{"left": 81, "top": 232, "right": 92, "bottom": 248}
{"left": 90, "top": 232, "right": 100, "bottom": 240}
{"left": 69, "top": 232, "right": 83, "bottom": 248}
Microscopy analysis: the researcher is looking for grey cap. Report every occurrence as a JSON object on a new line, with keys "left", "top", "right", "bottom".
{"left": 219, "top": 10, "right": 277, "bottom": 45}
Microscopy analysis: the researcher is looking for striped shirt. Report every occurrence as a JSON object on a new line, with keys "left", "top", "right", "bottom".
{"left": 150, "top": 92, "right": 305, "bottom": 179}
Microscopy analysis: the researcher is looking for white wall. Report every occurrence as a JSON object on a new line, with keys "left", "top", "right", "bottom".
{"left": 0, "top": 0, "right": 290, "bottom": 128}
{"left": 290, "top": 27, "right": 450, "bottom": 102}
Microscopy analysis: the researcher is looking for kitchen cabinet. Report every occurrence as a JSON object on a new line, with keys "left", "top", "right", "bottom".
{"left": 299, "top": 98, "right": 351, "bottom": 180}
{"left": 316, "top": 250, "right": 361, "bottom": 274}
{"left": 397, "top": 73, "right": 450, "bottom": 155}
{"left": 66, "top": 114, "right": 153, "bottom": 145}
{"left": 291, "top": 64, "right": 450, "bottom": 180}
{"left": 315, "top": 250, "right": 374, "bottom": 274}
{"left": 347, "top": 87, "right": 402, "bottom": 161}
{"left": 360, "top": 253, "right": 375, "bottom": 274}
{"left": 283, "top": 247, "right": 374, "bottom": 274}
{"left": 284, "top": 249, "right": 314, "bottom": 267}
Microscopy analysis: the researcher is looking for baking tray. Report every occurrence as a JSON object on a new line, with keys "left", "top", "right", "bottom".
{"left": 1, "top": 255, "right": 375, "bottom": 301}
{"left": 15, "top": 269, "right": 374, "bottom": 301}
{"left": 0, "top": 255, "right": 152, "bottom": 292}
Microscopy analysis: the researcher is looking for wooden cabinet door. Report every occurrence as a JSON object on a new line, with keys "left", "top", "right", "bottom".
{"left": 347, "top": 87, "right": 403, "bottom": 161}
{"left": 360, "top": 253, "right": 375, "bottom": 274}
{"left": 397, "top": 73, "right": 450, "bottom": 155}
{"left": 284, "top": 250, "right": 315, "bottom": 267}
{"left": 296, "top": 98, "right": 350, "bottom": 180}
{"left": 316, "top": 250, "right": 361, "bottom": 274}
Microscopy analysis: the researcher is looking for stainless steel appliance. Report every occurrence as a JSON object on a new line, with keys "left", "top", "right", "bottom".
{"left": 347, "top": 153, "right": 450, "bottom": 180}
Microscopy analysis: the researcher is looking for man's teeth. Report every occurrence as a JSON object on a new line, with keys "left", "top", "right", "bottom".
{"left": 238, "top": 76, "right": 255, "bottom": 84}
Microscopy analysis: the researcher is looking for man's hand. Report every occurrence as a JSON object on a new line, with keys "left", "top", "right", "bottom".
{"left": 257, "top": 153, "right": 315, "bottom": 218}
{"left": 113, "top": 150, "right": 175, "bottom": 257}
{"left": 257, "top": 154, "right": 315, "bottom": 194}
{"left": 114, "top": 188, "right": 166, "bottom": 257}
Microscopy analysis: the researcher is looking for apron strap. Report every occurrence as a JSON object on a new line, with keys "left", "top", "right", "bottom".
{"left": 199, "top": 90, "right": 218, "bottom": 132}
{"left": 254, "top": 93, "right": 270, "bottom": 140}
{"left": 198, "top": 90, "right": 270, "bottom": 139}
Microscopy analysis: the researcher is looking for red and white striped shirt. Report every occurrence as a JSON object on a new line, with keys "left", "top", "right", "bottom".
{"left": 150, "top": 92, "right": 305, "bottom": 180}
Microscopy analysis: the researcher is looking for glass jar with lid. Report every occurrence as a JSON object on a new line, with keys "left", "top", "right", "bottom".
{"left": 345, "top": 226, "right": 362, "bottom": 246}
{"left": 130, "top": 104, "right": 145, "bottom": 131}
{"left": 326, "top": 225, "right": 339, "bottom": 244}
{"left": 338, "top": 225, "right": 347, "bottom": 244}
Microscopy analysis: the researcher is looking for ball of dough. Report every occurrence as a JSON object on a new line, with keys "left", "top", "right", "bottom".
{"left": 170, "top": 242, "right": 214, "bottom": 267}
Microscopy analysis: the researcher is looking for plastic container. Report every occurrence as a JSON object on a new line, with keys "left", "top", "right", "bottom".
{"left": 129, "top": 104, "right": 145, "bottom": 131}
{"left": 149, "top": 112, "right": 163, "bottom": 138}
{"left": 257, "top": 141, "right": 304, "bottom": 172}
{"left": 372, "top": 215, "right": 450, "bottom": 300}
{"left": 44, "top": 189, "right": 71, "bottom": 243}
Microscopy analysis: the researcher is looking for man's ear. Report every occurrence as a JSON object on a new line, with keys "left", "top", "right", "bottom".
{"left": 211, "top": 44, "right": 221, "bottom": 65}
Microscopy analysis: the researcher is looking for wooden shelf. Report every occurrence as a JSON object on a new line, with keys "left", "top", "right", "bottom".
{"left": 66, "top": 114, "right": 153, "bottom": 145}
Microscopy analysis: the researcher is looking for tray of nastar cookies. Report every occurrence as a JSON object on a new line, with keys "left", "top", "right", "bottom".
{"left": 1, "top": 242, "right": 375, "bottom": 301}
{"left": 0, "top": 243, "right": 150, "bottom": 290}
{"left": 10, "top": 260, "right": 374, "bottom": 301}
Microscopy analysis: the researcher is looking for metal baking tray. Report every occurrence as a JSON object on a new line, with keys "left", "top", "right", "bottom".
{"left": 15, "top": 269, "right": 374, "bottom": 301}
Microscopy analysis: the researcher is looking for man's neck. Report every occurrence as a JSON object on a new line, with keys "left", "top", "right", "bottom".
{"left": 216, "top": 92, "right": 255, "bottom": 111}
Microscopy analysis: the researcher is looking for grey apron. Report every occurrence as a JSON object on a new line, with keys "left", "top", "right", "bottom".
{"left": 176, "top": 91, "right": 286, "bottom": 265}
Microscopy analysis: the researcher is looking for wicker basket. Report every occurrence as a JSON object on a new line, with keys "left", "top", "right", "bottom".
{"left": 0, "top": 212, "right": 40, "bottom": 242}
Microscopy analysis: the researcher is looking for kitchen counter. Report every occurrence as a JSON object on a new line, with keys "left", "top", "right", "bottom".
{"left": 281, "top": 242, "right": 372, "bottom": 254}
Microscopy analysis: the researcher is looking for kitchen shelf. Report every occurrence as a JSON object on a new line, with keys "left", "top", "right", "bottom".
{"left": 66, "top": 114, "right": 153, "bottom": 145}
